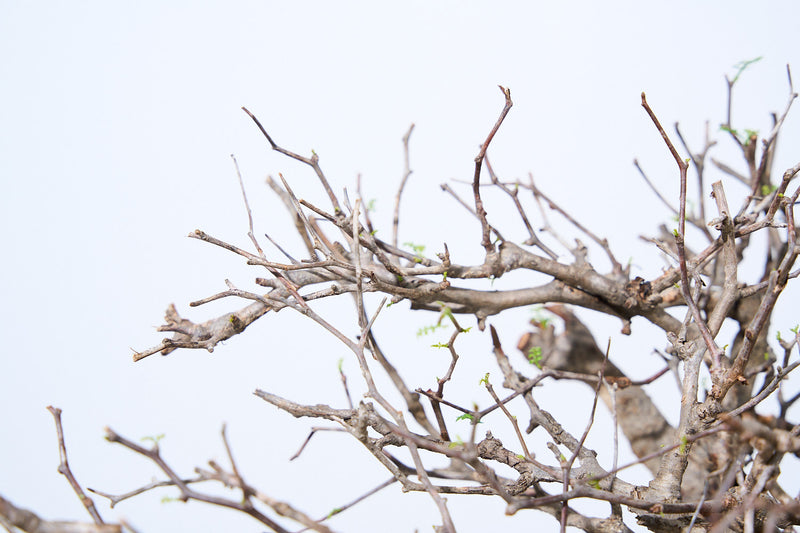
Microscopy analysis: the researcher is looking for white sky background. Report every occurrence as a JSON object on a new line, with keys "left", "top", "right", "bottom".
{"left": 2, "top": 2, "right": 800, "bottom": 532}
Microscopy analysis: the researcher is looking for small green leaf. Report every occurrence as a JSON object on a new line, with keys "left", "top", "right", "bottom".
{"left": 730, "top": 56, "right": 762, "bottom": 84}
{"left": 327, "top": 507, "right": 343, "bottom": 518}
{"left": 529, "top": 305, "right": 553, "bottom": 328}
{"left": 337, "top": 358, "right": 343, "bottom": 372}
{"left": 777, "top": 330, "right": 783, "bottom": 341}
{"left": 431, "top": 342, "right": 449, "bottom": 348}
{"left": 417, "top": 322, "right": 446, "bottom": 337}
{"left": 791, "top": 325, "right": 799, "bottom": 334}
{"left": 440, "top": 306, "right": 455, "bottom": 321}
{"left": 672, "top": 228, "right": 679, "bottom": 238}
{"left": 744, "top": 129, "right": 759, "bottom": 145}
{"left": 479, "top": 373, "right": 490, "bottom": 386}
{"left": 526, "top": 346, "right": 543, "bottom": 368}
{"left": 588, "top": 479, "right": 601, "bottom": 489}
{"left": 456, "top": 413, "right": 475, "bottom": 422}
{"left": 402, "top": 241, "right": 426, "bottom": 262}
{"left": 141, "top": 434, "right": 165, "bottom": 445}
{"left": 679, "top": 435, "right": 688, "bottom": 455}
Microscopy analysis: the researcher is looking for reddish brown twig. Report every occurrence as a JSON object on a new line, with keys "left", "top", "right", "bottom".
{"left": 641, "top": 93, "right": 723, "bottom": 370}
{"left": 474, "top": 86, "right": 513, "bottom": 252}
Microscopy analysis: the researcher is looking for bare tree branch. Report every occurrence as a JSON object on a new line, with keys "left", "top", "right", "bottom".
{"left": 23, "top": 67, "right": 800, "bottom": 532}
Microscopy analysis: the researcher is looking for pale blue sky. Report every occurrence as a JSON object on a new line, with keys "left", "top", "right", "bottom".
{"left": 2, "top": 2, "right": 800, "bottom": 531}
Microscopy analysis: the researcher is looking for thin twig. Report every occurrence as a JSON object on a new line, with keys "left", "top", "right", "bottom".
{"left": 221, "top": 424, "right": 252, "bottom": 502}
{"left": 473, "top": 86, "right": 513, "bottom": 252}
{"left": 605, "top": 380, "right": 619, "bottom": 494}
{"left": 484, "top": 380, "right": 532, "bottom": 459}
{"left": 47, "top": 406, "right": 106, "bottom": 525}
{"left": 242, "top": 107, "right": 341, "bottom": 213}
{"left": 641, "top": 93, "right": 723, "bottom": 366}
{"left": 297, "top": 478, "right": 397, "bottom": 532}
{"left": 289, "top": 427, "right": 347, "bottom": 461}
{"left": 525, "top": 172, "right": 619, "bottom": 267}
{"left": 560, "top": 339, "right": 609, "bottom": 532}
{"left": 232, "top": 154, "right": 266, "bottom": 257}
{"left": 633, "top": 158, "right": 679, "bottom": 216}
{"left": 104, "top": 427, "right": 294, "bottom": 533}
{"left": 483, "top": 157, "right": 558, "bottom": 259}
{"left": 392, "top": 124, "right": 414, "bottom": 249}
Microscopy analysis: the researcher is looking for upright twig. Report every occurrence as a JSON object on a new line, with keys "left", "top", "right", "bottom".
{"left": 220, "top": 424, "right": 252, "bottom": 503}
{"left": 352, "top": 198, "right": 365, "bottom": 330}
{"left": 641, "top": 93, "right": 727, "bottom": 503}
{"left": 560, "top": 339, "right": 609, "bottom": 533}
{"left": 674, "top": 120, "right": 716, "bottom": 239}
{"left": 716, "top": 183, "right": 800, "bottom": 400}
{"left": 232, "top": 154, "right": 266, "bottom": 257}
{"left": 47, "top": 406, "right": 106, "bottom": 526}
{"left": 641, "top": 93, "right": 723, "bottom": 366}
{"left": 754, "top": 65, "right": 797, "bottom": 190}
{"left": 392, "top": 124, "right": 415, "bottom": 249}
{"left": 229, "top": 158, "right": 309, "bottom": 308}
{"left": 473, "top": 86, "right": 513, "bottom": 253}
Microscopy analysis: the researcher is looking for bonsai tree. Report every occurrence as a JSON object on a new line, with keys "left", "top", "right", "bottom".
{"left": 3, "top": 60, "right": 799, "bottom": 533}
